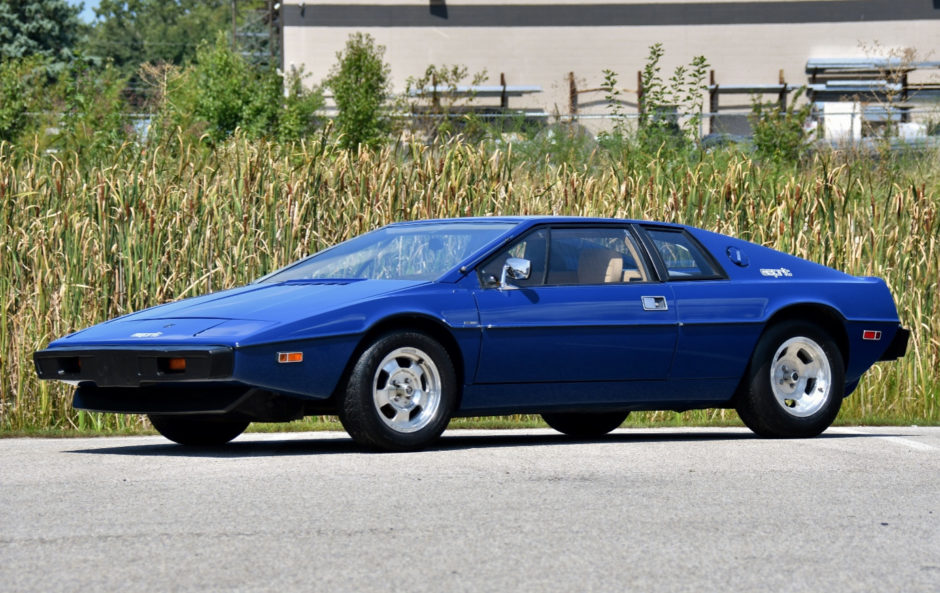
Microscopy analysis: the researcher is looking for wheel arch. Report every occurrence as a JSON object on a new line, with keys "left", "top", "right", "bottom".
{"left": 734, "top": 303, "right": 850, "bottom": 403}
{"left": 332, "top": 314, "right": 466, "bottom": 406}
{"left": 733, "top": 303, "right": 850, "bottom": 437}
{"left": 762, "top": 303, "right": 850, "bottom": 370}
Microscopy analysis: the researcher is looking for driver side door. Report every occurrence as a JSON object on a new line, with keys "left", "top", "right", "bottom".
{"left": 471, "top": 225, "right": 678, "bottom": 384}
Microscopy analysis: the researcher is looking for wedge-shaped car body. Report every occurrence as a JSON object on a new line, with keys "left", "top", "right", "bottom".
{"left": 35, "top": 217, "right": 909, "bottom": 450}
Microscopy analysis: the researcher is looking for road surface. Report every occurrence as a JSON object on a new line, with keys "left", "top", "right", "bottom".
{"left": 1, "top": 426, "right": 938, "bottom": 592}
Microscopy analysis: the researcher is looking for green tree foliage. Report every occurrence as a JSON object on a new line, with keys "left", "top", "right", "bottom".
{"left": 638, "top": 43, "right": 709, "bottom": 142}
{"left": 279, "top": 67, "right": 327, "bottom": 141}
{"left": 151, "top": 34, "right": 322, "bottom": 143}
{"left": 403, "top": 64, "right": 489, "bottom": 143}
{"left": 750, "top": 88, "right": 814, "bottom": 164}
{"left": 191, "top": 34, "right": 276, "bottom": 140}
{"left": 0, "top": 57, "right": 48, "bottom": 142}
{"left": 54, "top": 61, "right": 132, "bottom": 156}
{"left": 326, "top": 33, "right": 391, "bottom": 150}
{"left": 83, "top": 0, "right": 230, "bottom": 78}
{"left": 638, "top": 43, "right": 667, "bottom": 130}
{"left": 600, "top": 68, "right": 627, "bottom": 139}
{"left": 0, "top": 55, "right": 133, "bottom": 152}
{"left": 600, "top": 45, "right": 709, "bottom": 157}
{"left": 0, "top": 0, "right": 84, "bottom": 75}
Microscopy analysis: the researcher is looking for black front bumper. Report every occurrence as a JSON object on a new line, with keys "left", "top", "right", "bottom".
{"left": 878, "top": 326, "right": 910, "bottom": 361}
{"left": 33, "top": 346, "right": 234, "bottom": 387}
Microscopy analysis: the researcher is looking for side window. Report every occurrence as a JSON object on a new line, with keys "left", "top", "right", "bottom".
{"left": 645, "top": 228, "right": 722, "bottom": 280}
{"left": 477, "top": 229, "right": 548, "bottom": 288}
{"left": 547, "top": 228, "right": 650, "bottom": 285}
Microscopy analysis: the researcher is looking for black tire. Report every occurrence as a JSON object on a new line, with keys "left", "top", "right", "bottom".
{"left": 735, "top": 321, "right": 845, "bottom": 438}
{"left": 338, "top": 331, "right": 457, "bottom": 452}
{"left": 148, "top": 414, "right": 249, "bottom": 446}
{"left": 541, "top": 411, "right": 629, "bottom": 438}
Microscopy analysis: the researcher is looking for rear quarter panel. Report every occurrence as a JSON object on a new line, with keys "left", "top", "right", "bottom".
{"left": 682, "top": 227, "right": 903, "bottom": 385}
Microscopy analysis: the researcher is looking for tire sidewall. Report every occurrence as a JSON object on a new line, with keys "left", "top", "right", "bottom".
{"left": 341, "top": 331, "right": 457, "bottom": 451}
{"left": 739, "top": 321, "right": 845, "bottom": 438}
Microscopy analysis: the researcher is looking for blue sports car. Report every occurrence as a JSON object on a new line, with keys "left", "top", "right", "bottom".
{"left": 34, "top": 217, "right": 909, "bottom": 451}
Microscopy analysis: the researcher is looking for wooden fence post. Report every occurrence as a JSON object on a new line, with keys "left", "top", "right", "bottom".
{"left": 709, "top": 70, "right": 718, "bottom": 134}
{"left": 637, "top": 70, "right": 644, "bottom": 122}
{"left": 569, "top": 72, "right": 578, "bottom": 116}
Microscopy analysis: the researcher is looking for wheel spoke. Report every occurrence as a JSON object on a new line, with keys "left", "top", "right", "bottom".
{"left": 794, "top": 378, "right": 809, "bottom": 398}
{"left": 391, "top": 407, "right": 412, "bottom": 427}
{"left": 374, "top": 387, "right": 393, "bottom": 408}
{"left": 381, "top": 359, "right": 402, "bottom": 378}
{"left": 408, "top": 388, "right": 422, "bottom": 407}
{"left": 410, "top": 362, "right": 425, "bottom": 385}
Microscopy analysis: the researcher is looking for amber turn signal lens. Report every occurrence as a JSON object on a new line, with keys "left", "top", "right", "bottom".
{"left": 277, "top": 352, "right": 303, "bottom": 363}
{"left": 167, "top": 358, "right": 186, "bottom": 371}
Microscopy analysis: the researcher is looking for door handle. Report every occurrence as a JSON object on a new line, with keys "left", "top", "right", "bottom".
{"left": 641, "top": 296, "right": 668, "bottom": 311}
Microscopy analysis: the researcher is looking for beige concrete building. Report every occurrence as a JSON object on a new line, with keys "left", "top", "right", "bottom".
{"left": 281, "top": 0, "right": 940, "bottom": 133}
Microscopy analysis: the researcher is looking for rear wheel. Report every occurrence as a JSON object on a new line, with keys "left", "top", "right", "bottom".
{"left": 541, "top": 411, "right": 629, "bottom": 438}
{"left": 736, "top": 321, "right": 845, "bottom": 438}
{"left": 148, "top": 414, "right": 249, "bottom": 446}
{"left": 339, "top": 331, "right": 456, "bottom": 452}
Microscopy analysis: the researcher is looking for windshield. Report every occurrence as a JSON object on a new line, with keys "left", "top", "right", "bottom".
{"left": 261, "top": 222, "right": 515, "bottom": 283}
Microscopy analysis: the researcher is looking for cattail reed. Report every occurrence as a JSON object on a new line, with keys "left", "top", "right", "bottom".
{"left": 1, "top": 135, "right": 936, "bottom": 432}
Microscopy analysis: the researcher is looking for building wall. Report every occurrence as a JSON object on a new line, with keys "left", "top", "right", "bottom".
{"left": 282, "top": 0, "right": 940, "bottom": 121}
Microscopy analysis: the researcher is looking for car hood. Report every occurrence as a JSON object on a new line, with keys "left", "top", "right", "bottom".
{"left": 51, "top": 279, "right": 424, "bottom": 347}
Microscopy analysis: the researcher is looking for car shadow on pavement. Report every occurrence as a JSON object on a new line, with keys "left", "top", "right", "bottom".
{"left": 435, "top": 430, "right": 886, "bottom": 450}
{"left": 66, "top": 437, "right": 364, "bottom": 458}
{"left": 64, "top": 428, "right": 888, "bottom": 458}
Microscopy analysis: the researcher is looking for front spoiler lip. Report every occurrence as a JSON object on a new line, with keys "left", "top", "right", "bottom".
{"left": 73, "top": 384, "right": 253, "bottom": 415}
{"left": 33, "top": 346, "right": 234, "bottom": 388}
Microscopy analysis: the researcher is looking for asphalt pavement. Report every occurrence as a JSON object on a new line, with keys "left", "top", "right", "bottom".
{"left": 1, "top": 426, "right": 938, "bottom": 592}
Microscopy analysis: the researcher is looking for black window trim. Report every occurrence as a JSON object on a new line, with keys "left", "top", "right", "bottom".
{"left": 636, "top": 225, "right": 728, "bottom": 282}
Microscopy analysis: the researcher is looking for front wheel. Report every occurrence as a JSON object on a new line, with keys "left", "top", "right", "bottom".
{"left": 339, "top": 332, "right": 457, "bottom": 452}
{"left": 735, "top": 321, "right": 845, "bottom": 438}
{"left": 148, "top": 414, "right": 249, "bottom": 446}
{"left": 541, "top": 411, "right": 629, "bottom": 438}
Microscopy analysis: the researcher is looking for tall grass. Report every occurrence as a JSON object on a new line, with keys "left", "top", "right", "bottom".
{"left": 1, "top": 133, "right": 937, "bottom": 432}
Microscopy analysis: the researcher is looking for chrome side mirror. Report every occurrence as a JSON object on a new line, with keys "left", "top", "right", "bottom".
{"left": 499, "top": 257, "right": 531, "bottom": 290}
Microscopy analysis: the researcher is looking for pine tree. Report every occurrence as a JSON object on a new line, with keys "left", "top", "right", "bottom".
{"left": 0, "top": 0, "right": 83, "bottom": 74}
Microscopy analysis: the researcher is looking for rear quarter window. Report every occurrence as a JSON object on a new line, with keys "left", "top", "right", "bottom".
{"left": 644, "top": 227, "right": 725, "bottom": 280}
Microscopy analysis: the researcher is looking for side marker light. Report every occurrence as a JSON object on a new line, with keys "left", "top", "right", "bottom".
{"left": 862, "top": 330, "right": 882, "bottom": 341}
{"left": 277, "top": 352, "right": 304, "bottom": 364}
